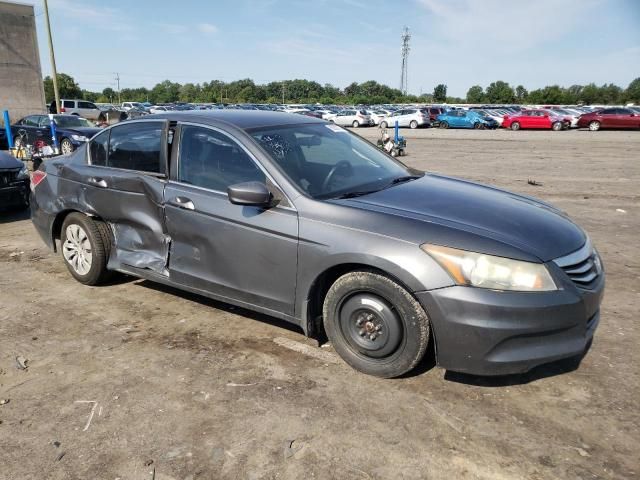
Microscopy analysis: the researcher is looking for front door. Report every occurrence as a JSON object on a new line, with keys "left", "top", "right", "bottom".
{"left": 164, "top": 123, "right": 299, "bottom": 315}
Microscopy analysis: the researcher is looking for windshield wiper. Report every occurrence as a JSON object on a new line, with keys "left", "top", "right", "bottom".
{"left": 387, "top": 175, "right": 421, "bottom": 186}
{"left": 333, "top": 190, "right": 380, "bottom": 199}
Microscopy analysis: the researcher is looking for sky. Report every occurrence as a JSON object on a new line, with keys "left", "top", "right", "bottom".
{"left": 31, "top": 0, "right": 640, "bottom": 97}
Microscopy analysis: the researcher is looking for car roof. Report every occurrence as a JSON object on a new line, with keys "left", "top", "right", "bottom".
{"left": 148, "top": 110, "right": 325, "bottom": 130}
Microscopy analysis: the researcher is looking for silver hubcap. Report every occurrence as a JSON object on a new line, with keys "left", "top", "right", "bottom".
{"left": 589, "top": 122, "right": 599, "bottom": 131}
{"left": 63, "top": 224, "right": 92, "bottom": 275}
{"left": 61, "top": 141, "right": 72, "bottom": 154}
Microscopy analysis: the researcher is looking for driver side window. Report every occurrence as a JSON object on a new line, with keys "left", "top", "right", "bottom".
{"left": 178, "top": 125, "right": 265, "bottom": 192}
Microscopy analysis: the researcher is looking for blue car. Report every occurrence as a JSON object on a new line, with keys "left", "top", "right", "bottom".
{"left": 435, "top": 110, "right": 498, "bottom": 129}
{"left": 10, "top": 114, "right": 102, "bottom": 155}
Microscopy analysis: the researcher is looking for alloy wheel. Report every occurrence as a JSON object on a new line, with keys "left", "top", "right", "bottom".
{"left": 62, "top": 224, "right": 93, "bottom": 275}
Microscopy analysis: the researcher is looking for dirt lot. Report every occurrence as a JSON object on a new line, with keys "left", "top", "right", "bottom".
{"left": 1, "top": 128, "right": 638, "bottom": 480}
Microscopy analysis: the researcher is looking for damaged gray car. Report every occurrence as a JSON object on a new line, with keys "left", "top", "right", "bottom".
{"left": 31, "top": 111, "right": 603, "bottom": 378}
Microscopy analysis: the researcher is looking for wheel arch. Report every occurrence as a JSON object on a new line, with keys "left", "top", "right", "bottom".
{"left": 51, "top": 209, "right": 106, "bottom": 252}
{"left": 302, "top": 261, "right": 423, "bottom": 340}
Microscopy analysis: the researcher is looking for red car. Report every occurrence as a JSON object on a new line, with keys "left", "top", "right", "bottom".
{"left": 577, "top": 107, "right": 640, "bottom": 131}
{"left": 502, "top": 109, "right": 568, "bottom": 131}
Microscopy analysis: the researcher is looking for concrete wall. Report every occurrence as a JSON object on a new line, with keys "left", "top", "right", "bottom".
{"left": 0, "top": 1, "right": 45, "bottom": 126}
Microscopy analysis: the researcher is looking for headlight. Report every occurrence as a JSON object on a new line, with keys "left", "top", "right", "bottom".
{"left": 16, "top": 164, "right": 29, "bottom": 180}
{"left": 70, "top": 134, "right": 88, "bottom": 142}
{"left": 421, "top": 244, "right": 557, "bottom": 291}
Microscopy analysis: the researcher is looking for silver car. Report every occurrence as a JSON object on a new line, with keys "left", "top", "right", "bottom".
{"left": 327, "top": 109, "right": 374, "bottom": 127}
{"left": 49, "top": 99, "right": 102, "bottom": 121}
{"left": 379, "top": 108, "right": 430, "bottom": 129}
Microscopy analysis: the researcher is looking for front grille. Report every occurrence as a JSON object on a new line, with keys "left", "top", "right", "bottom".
{"left": 0, "top": 169, "right": 19, "bottom": 186}
{"left": 554, "top": 240, "right": 601, "bottom": 289}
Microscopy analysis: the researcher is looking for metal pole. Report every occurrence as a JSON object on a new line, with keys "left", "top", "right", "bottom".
{"left": 115, "top": 73, "right": 121, "bottom": 104}
{"left": 43, "top": 0, "right": 60, "bottom": 114}
{"left": 3, "top": 110, "right": 13, "bottom": 149}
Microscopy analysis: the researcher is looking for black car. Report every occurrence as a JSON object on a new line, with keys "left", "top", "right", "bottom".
{"left": 11, "top": 114, "right": 101, "bottom": 155}
{"left": 0, "top": 151, "right": 30, "bottom": 210}
{"left": 30, "top": 111, "right": 604, "bottom": 378}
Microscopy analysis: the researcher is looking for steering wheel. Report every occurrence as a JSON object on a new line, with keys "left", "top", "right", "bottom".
{"left": 321, "top": 160, "right": 353, "bottom": 193}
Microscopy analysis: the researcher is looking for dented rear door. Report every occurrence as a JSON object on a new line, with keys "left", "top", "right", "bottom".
{"left": 82, "top": 119, "right": 171, "bottom": 274}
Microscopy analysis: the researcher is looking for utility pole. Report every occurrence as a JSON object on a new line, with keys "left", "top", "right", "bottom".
{"left": 115, "top": 73, "right": 121, "bottom": 104}
{"left": 43, "top": 0, "right": 60, "bottom": 113}
{"left": 400, "top": 26, "right": 411, "bottom": 96}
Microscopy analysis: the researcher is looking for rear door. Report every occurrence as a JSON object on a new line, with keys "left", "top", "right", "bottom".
{"left": 13, "top": 115, "right": 41, "bottom": 144}
{"left": 163, "top": 123, "right": 299, "bottom": 315}
{"left": 598, "top": 108, "right": 616, "bottom": 128}
{"left": 63, "top": 119, "right": 172, "bottom": 273}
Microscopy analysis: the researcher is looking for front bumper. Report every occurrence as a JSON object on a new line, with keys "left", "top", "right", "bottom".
{"left": 416, "top": 272, "right": 604, "bottom": 376}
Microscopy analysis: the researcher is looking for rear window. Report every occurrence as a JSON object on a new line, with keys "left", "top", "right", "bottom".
{"left": 90, "top": 130, "right": 109, "bottom": 166}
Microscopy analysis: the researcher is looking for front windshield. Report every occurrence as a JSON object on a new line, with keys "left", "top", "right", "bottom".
{"left": 54, "top": 116, "right": 94, "bottom": 128}
{"left": 249, "top": 123, "right": 418, "bottom": 199}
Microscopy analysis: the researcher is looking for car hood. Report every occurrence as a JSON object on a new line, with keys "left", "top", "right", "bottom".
{"left": 60, "top": 127, "right": 101, "bottom": 137}
{"left": 0, "top": 150, "right": 23, "bottom": 169}
{"left": 334, "top": 174, "right": 585, "bottom": 262}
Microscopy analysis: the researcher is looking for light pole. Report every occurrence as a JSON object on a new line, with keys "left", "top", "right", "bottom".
{"left": 43, "top": 0, "right": 60, "bottom": 113}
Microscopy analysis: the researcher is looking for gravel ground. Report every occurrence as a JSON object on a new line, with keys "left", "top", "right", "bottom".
{"left": 0, "top": 128, "right": 638, "bottom": 480}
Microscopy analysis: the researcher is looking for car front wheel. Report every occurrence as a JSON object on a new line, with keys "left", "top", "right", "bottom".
{"left": 60, "top": 138, "right": 74, "bottom": 155}
{"left": 323, "top": 271, "right": 431, "bottom": 378}
{"left": 589, "top": 121, "right": 601, "bottom": 131}
{"left": 60, "top": 213, "right": 113, "bottom": 285}
{"left": 510, "top": 121, "right": 521, "bottom": 131}
{"left": 440, "top": 121, "right": 449, "bottom": 129}
{"left": 379, "top": 121, "right": 388, "bottom": 129}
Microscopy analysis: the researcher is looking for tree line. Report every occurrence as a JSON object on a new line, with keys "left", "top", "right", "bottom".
{"left": 44, "top": 73, "right": 639, "bottom": 105}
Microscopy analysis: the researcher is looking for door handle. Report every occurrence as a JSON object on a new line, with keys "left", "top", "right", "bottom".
{"left": 170, "top": 196, "right": 195, "bottom": 211}
{"left": 87, "top": 177, "right": 108, "bottom": 188}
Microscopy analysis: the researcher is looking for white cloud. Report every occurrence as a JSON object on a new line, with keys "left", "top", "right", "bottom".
{"left": 197, "top": 23, "right": 218, "bottom": 34}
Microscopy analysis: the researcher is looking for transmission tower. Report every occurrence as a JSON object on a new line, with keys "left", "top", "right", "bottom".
{"left": 400, "top": 26, "right": 411, "bottom": 95}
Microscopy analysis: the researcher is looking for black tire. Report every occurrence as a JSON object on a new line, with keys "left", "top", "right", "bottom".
{"left": 60, "top": 212, "right": 113, "bottom": 285}
{"left": 323, "top": 271, "right": 431, "bottom": 378}
{"left": 440, "top": 121, "right": 449, "bottom": 129}
{"left": 473, "top": 122, "right": 481, "bottom": 129}
{"left": 410, "top": 120, "right": 418, "bottom": 129}
{"left": 380, "top": 121, "right": 388, "bottom": 129}
{"left": 352, "top": 120, "right": 360, "bottom": 128}
{"left": 60, "top": 138, "right": 74, "bottom": 155}
{"left": 589, "top": 120, "right": 600, "bottom": 131}
{"left": 511, "top": 121, "right": 521, "bottom": 131}
{"left": 552, "top": 121, "right": 563, "bottom": 131}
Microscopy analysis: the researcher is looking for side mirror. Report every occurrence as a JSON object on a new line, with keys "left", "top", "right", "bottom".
{"left": 227, "top": 181, "right": 272, "bottom": 207}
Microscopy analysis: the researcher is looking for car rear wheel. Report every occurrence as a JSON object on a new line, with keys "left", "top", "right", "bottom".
{"left": 589, "top": 121, "right": 601, "bottom": 131}
{"left": 410, "top": 120, "right": 418, "bottom": 129}
{"left": 323, "top": 271, "right": 431, "bottom": 378}
{"left": 60, "top": 213, "right": 113, "bottom": 285}
{"left": 379, "top": 121, "right": 388, "bottom": 129}
{"left": 552, "top": 121, "right": 563, "bottom": 131}
{"left": 440, "top": 121, "right": 449, "bottom": 129}
{"left": 473, "top": 122, "right": 484, "bottom": 129}
{"left": 510, "top": 121, "right": 521, "bottom": 131}
{"left": 60, "top": 138, "right": 74, "bottom": 155}
{"left": 352, "top": 120, "right": 360, "bottom": 128}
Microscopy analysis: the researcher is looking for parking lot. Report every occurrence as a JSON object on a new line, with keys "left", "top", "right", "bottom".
{"left": 0, "top": 128, "right": 638, "bottom": 479}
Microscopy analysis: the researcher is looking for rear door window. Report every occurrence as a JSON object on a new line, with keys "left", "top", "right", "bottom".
{"left": 106, "top": 122, "right": 164, "bottom": 173}
{"left": 90, "top": 130, "right": 109, "bottom": 166}
{"left": 78, "top": 101, "right": 97, "bottom": 109}
{"left": 63, "top": 100, "right": 75, "bottom": 109}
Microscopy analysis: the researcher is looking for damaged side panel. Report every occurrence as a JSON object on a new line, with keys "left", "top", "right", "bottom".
{"left": 57, "top": 162, "right": 170, "bottom": 274}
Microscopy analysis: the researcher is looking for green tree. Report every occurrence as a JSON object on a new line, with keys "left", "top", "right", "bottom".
{"left": 625, "top": 77, "right": 640, "bottom": 104}
{"left": 43, "top": 73, "right": 82, "bottom": 103}
{"left": 515, "top": 85, "right": 528, "bottom": 102}
{"left": 149, "top": 80, "right": 181, "bottom": 104}
{"left": 466, "top": 85, "right": 485, "bottom": 103}
{"left": 485, "top": 81, "right": 515, "bottom": 103}
{"left": 433, "top": 84, "right": 447, "bottom": 102}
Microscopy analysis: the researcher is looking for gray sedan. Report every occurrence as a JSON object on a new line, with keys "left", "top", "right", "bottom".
{"left": 30, "top": 111, "right": 603, "bottom": 378}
